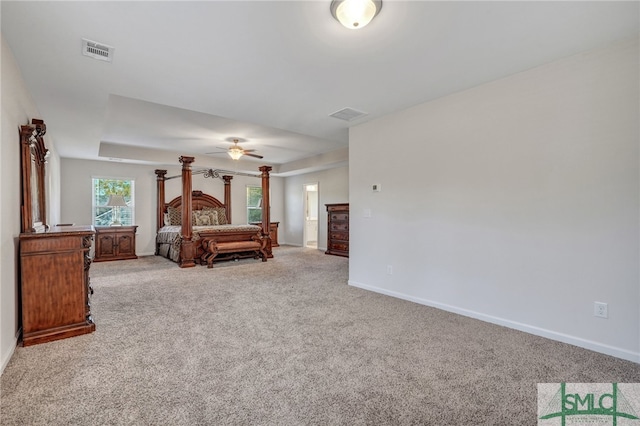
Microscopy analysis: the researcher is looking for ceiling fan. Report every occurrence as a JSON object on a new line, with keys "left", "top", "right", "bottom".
{"left": 207, "top": 139, "right": 263, "bottom": 160}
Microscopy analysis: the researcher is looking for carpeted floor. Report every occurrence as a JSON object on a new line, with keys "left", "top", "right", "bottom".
{"left": 1, "top": 246, "right": 638, "bottom": 425}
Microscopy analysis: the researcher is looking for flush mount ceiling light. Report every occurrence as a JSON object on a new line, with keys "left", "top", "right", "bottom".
{"left": 330, "top": 0, "right": 382, "bottom": 29}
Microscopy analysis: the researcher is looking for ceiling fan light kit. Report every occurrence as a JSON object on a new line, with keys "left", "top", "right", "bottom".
{"left": 330, "top": 0, "right": 382, "bottom": 29}
{"left": 208, "top": 138, "right": 264, "bottom": 160}
{"left": 228, "top": 145, "right": 244, "bottom": 160}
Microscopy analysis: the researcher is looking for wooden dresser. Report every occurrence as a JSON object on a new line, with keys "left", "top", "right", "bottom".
{"left": 94, "top": 225, "right": 138, "bottom": 262}
{"left": 19, "top": 225, "right": 96, "bottom": 346}
{"left": 325, "top": 203, "right": 349, "bottom": 257}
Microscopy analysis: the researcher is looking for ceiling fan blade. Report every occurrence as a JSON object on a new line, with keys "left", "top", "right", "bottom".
{"left": 205, "top": 151, "right": 227, "bottom": 155}
{"left": 242, "top": 149, "right": 257, "bottom": 153}
{"left": 244, "top": 153, "right": 264, "bottom": 159}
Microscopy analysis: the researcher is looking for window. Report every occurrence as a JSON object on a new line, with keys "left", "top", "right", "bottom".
{"left": 92, "top": 178, "right": 134, "bottom": 226}
{"left": 246, "top": 185, "right": 262, "bottom": 223}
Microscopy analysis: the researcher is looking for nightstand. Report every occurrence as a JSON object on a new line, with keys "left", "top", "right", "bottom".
{"left": 94, "top": 226, "right": 138, "bottom": 262}
{"left": 249, "top": 222, "right": 280, "bottom": 247}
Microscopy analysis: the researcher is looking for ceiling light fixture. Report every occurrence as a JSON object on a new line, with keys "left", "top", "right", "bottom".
{"left": 330, "top": 0, "right": 382, "bottom": 30}
{"left": 228, "top": 145, "right": 244, "bottom": 160}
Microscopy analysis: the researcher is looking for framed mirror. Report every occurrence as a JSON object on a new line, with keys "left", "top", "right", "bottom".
{"left": 20, "top": 119, "right": 48, "bottom": 233}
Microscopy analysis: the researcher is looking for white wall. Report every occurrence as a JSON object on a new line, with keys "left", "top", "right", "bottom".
{"left": 61, "top": 159, "right": 159, "bottom": 256}
{"left": 1, "top": 35, "right": 61, "bottom": 373}
{"left": 349, "top": 38, "right": 639, "bottom": 362}
{"left": 60, "top": 159, "right": 284, "bottom": 256}
{"left": 283, "top": 166, "right": 349, "bottom": 248}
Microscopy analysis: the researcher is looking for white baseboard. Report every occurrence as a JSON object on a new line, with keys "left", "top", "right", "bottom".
{"left": 348, "top": 280, "right": 640, "bottom": 364}
{"left": 0, "top": 333, "right": 18, "bottom": 376}
{"left": 276, "top": 242, "right": 327, "bottom": 251}
{"left": 137, "top": 251, "right": 155, "bottom": 257}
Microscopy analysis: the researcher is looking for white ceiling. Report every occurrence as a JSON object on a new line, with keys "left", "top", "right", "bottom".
{"left": 2, "top": 1, "right": 638, "bottom": 175}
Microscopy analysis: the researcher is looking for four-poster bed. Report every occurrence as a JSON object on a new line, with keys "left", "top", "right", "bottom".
{"left": 155, "top": 156, "right": 273, "bottom": 268}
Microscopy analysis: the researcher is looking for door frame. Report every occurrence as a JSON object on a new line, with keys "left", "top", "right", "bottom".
{"left": 303, "top": 182, "right": 319, "bottom": 248}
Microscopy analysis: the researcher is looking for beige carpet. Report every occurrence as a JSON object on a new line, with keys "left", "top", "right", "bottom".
{"left": 1, "top": 246, "right": 638, "bottom": 425}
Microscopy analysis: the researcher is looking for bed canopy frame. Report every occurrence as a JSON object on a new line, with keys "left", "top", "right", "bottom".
{"left": 155, "top": 156, "right": 272, "bottom": 268}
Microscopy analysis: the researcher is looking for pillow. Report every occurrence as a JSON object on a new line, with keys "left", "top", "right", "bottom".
{"left": 209, "top": 210, "right": 219, "bottom": 225}
{"left": 191, "top": 209, "right": 200, "bottom": 224}
{"left": 203, "top": 206, "right": 227, "bottom": 225}
{"left": 163, "top": 212, "right": 171, "bottom": 227}
{"left": 193, "top": 209, "right": 218, "bottom": 226}
{"left": 193, "top": 210, "right": 212, "bottom": 226}
{"left": 167, "top": 206, "right": 181, "bottom": 226}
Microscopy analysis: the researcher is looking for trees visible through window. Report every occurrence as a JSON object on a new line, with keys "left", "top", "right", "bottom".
{"left": 92, "top": 178, "right": 134, "bottom": 226}
{"left": 246, "top": 185, "right": 262, "bottom": 223}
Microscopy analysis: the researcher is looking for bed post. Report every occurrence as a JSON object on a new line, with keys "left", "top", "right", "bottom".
{"left": 259, "top": 165, "right": 273, "bottom": 258}
{"left": 179, "top": 156, "right": 196, "bottom": 268}
{"left": 154, "top": 169, "right": 167, "bottom": 232}
{"left": 223, "top": 175, "right": 233, "bottom": 224}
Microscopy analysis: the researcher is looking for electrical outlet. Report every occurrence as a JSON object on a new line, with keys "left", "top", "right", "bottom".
{"left": 387, "top": 265, "right": 393, "bottom": 275}
{"left": 594, "top": 302, "right": 608, "bottom": 318}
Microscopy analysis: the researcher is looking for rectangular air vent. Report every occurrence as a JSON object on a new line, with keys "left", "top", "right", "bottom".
{"left": 82, "top": 39, "right": 114, "bottom": 62}
{"left": 329, "top": 107, "right": 368, "bottom": 122}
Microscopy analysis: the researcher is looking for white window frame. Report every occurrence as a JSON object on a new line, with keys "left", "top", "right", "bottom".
{"left": 246, "top": 184, "right": 262, "bottom": 223}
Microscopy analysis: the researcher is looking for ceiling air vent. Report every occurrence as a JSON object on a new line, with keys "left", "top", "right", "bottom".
{"left": 329, "top": 107, "right": 368, "bottom": 122}
{"left": 82, "top": 39, "right": 114, "bottom": 62}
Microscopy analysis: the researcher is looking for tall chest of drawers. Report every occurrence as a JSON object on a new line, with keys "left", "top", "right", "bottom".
{"left": 325, "top": 203, "right": 349, "bottom": 257}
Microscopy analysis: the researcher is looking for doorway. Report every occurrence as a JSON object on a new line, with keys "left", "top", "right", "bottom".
{"left": 303, "top": 183, "right": 318, "bottom": 249}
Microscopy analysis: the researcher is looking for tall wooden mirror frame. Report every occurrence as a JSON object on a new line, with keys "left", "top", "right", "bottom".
{"left": 20, "top": 119, "right": 49, "bottom": 233}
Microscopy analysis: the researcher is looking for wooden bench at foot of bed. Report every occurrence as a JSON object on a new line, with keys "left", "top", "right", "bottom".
{"left": 200, "top": 229, "right": 267, "bottom": 268}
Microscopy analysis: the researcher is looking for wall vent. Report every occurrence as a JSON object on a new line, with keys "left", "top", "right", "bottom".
{"left": 329, "top": 107, "right": 368, "bottom": 121}
{"left": 82, "top": 39, "right": 114, "bottom": 62}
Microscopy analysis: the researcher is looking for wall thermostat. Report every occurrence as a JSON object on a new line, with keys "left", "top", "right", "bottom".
{"left": 372, "top": 184, "right": 381, "bottom": 192}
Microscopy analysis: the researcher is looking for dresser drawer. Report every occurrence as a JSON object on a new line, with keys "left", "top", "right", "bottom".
{"left": 327, "top": 205, "right": 349, "bottom": 213}
{"left": 330, "top": 213, "right": 349, "bottom": 221}
{"left": 328, "top": 241, "right": 349, "bottom": 252}
{"left": 330, "top": 231, "right": 349, "bottom": 242}
{"left": 330, "top": 222, "right": 348, "bottom": 232}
